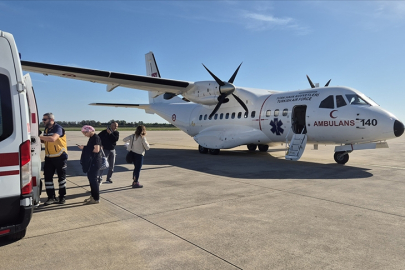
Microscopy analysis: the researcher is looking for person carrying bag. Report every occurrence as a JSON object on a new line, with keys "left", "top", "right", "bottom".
{"left": 122, "top": 125, "right": 150, "bottom": 188}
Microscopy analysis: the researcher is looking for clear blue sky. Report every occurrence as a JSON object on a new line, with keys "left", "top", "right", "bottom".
{"left": 1, "top": 1, "right": 405, "bottom": 123}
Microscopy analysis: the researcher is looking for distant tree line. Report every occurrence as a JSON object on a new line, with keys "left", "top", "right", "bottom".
{"left": 39, "top": 120, "right": 175, "bottom": 128}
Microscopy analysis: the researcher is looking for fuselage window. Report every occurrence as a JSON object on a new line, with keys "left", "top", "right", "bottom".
{"left": 204, "top": 114, "right": 207, "bottom": 120}
{"left": 231, "top": 112, "right": 235, "bottom": 119}
{"left": 266, "top": 110, "right": 271, "bottom": 117}
{"left": 251, "top": 111, "right": 256, "bottom": 118}
{"left": 274, "top": 109, "right": 279, "bottom": 117}
{"left": 199, "top": 115, "right": 202, "bottom": 121}
{"left": 336, "top": 95, "right": 347, "bottom": 108}
{"left": 282, "top": 109, "right": 288, "bottom": 116}
{"left": 214, "top": 114, "right": 218, "bottom": 120}
{"left": 220, "top": 113, "right": 223, "bottom": 119}
{"left": 319, "top": 95, "right": 334, "bottom": 109}
{"left": 345, "top": 94, "right": 370, "bottom": 106}
{"left": 225, "top": 113, "right": 229, "bottom": 119}
{"left": 238, "top": 112, "right": 242, "bottom": 119}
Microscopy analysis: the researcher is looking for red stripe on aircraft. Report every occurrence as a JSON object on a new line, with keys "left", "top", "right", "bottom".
{"left": 0, "top": 153, "right": 19, "bottom": 167}
{"left": 259, "top": 95, "right": 272, "bottom": 131}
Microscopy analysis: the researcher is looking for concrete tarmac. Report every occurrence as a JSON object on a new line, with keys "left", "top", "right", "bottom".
{"left": 1, "top": 131, "right": 404, "bottom": 270}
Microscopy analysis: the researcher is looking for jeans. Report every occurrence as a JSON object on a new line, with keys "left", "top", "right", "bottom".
{"left": 98, "top": 149, "right": 116, "bottom": 181}
{"left": 87, "top": 163, "right": 100, "bottom": 201}
{"left": 44, "top": 156, "right": 67, "bottom": 199}
{"left": 132, "top": 152, "right": 144, "bottom": 182}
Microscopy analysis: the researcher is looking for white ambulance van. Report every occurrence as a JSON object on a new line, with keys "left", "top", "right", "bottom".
{"left": 0, "top": 30, "right": 41, "bottom": 240}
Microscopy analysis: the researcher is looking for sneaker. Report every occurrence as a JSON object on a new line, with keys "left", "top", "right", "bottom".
{"left": 58, "top": 197, "right": 66, "bottom": 204}
{"left": 106, "top": 179, "right": 113, "bottom": 184}
{"left": 84, "top": 196, "right": 93, "bottom": 202}
{"left": 132, "top": 182, "right": 143, "bottom": 188}
{"left": 98, "top": 179, "right": 103, "bottom": 186}
{"left": 84, "top": 197, "right": 99, "bottom": 204}
{"left": 44, "top": 197, "right": 58, "bottom": 205}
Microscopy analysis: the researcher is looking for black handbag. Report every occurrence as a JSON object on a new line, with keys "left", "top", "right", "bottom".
{"left": 126, "top": 135, "right": 135, "bottom": 164}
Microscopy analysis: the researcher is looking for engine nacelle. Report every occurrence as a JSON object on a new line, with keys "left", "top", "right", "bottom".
{"left": 183, "top": 81, "right": 221, "bottom": 105}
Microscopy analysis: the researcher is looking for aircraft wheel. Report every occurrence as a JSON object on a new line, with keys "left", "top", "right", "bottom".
{"left": 198, "top": 145, "right": 208, "bottom": 154}
{"left": 247, "top": 144, "right": 257, "bottom": 151}
{"left": 258, "top": 144, "right": 269, "bottom": 152}
{"left": 334, "top": 151, "right": 349, "bottom": 164}
{"left": 209, "top": 149, "right": 220, "bottom": 155}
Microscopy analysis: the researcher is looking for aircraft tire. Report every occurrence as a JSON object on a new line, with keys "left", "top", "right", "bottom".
{"left": 209, "top": 149, "right": 220, "bottom": 155}
{"left": 198, "top": 145, "right": 208, "bottom": 154}
{"left": 258, "top": 144, "right": 269, "bottom": 152}
{"left": 334, "top": 151, "right": 349, "bottom": 164}
{"left": 247, "top": 144, "right": 257, "bottom": 151}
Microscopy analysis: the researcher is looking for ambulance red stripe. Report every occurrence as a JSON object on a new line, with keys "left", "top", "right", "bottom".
{"left": 0, "top": 153, "right": 19, "bottom": 167}
{"left": 0, "top": 170, "right": 19, "bottom": 176}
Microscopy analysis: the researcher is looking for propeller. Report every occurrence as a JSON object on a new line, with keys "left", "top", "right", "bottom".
{"left": 202, "top": 63, "right": 248, "bottom": 119}
{"left": 306, "top": 75, "right": 331, "bottom": 88}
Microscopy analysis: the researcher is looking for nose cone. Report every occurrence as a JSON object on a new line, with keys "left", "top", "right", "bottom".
{"left": 394, "top": 120, "right": 404, "bottom": 137}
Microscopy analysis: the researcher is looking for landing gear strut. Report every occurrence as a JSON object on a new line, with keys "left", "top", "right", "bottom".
{"left": 334, "top": 151, "right": 349, "bottom": 164}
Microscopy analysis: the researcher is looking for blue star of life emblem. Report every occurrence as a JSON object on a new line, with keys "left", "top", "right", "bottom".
{"left": 270, "top": 118, "right": 284, "bottom": 135}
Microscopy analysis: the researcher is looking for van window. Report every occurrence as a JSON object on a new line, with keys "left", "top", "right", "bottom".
{"left": 319, "top": 95, "right": 334, "bottom": 109}
{"left": 0, "top": 74, "right": 13, "bottom": 141}
{"left": 274, "top": 109, "right": 279, "bottom": 117}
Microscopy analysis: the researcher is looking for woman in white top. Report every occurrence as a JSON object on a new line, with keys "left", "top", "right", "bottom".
{"left": 123, "top": 125, "right": 150, "bottom": 188}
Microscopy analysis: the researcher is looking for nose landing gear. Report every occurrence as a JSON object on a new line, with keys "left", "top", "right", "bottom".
{"left": 334, "top": 151, "right": 350, "bottom": 164}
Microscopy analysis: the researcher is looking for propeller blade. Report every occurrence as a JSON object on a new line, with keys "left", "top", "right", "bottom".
{"left": 232, "top": 93, "right": 248, "bottom": 114}
{"left": 202, "top": 64, "right": 225, "bottom": 86}
{"left": 306, "top": 75, "right": 315, "bottom": 88}
{"left": 228, "top": 63, "right": 243, "bottom": 84}
{"left": 325, "top": 79, "right": 331, "bottom": 87}
{"left": 209, "top": 94, "right": 226, "bottom": 119}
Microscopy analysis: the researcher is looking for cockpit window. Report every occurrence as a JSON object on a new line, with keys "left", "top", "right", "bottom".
{"left": 319, "top": 95, "right": 334, "bottom": 109}
{"left": 345, "top": 94, "right": 370, "bottom": 106}
{"left": 336, "top": 95, "right": 347, "bottom": 108}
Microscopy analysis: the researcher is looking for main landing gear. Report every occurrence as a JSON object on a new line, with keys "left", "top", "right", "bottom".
{"left": 334, "top": 151, "right": 350, "bottom": 165}
{"left": 198, "top": 145, "right": 220, "bottom": 155}
{"left": 247, "top": 144, "right": 269, "bottom": 152}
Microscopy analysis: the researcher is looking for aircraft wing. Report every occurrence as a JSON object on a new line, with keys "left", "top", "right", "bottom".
{"left": 89, "top": 103, "right": 150, "bottom": 109}
{"left": 21, "top": 61, "right": 194, "bottom": 95}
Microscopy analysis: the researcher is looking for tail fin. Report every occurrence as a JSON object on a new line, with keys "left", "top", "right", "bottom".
{"left": 145, "top": 51, "right": 183, "bottom": 104}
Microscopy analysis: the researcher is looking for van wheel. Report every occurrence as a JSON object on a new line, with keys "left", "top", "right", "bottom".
{"left": 7, "top": 229, "right": 26, "bottom": 241}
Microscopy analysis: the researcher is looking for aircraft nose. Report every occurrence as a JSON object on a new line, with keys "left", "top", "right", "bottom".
{"left": 394, "top": 120, "right": 404, "bottom": 137}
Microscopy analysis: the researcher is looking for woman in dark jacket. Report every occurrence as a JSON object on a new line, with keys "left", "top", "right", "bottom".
{"left": 78, "top": 125, "right": 102, "bottom": 204}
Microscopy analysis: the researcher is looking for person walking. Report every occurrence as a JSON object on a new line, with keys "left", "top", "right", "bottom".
{"left": 78, "top": 125, "right": 102, "bottom": 204}
{"left": 39, "top": 113, "right": 68, "bottom": 205}
{"left": 123, "top": 125, "right": 150, "bottom": 188}
{"left": 97, "top": 122, "right": 119, "bottom": 184}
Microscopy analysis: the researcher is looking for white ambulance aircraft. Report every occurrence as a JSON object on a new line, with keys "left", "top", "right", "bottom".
{"left": 21, "top": 52, "right": 404, "bottom": 164}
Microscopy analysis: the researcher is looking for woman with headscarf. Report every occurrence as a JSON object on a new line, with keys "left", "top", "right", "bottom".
{"left": 123, "top": 125, "right": 150, "bottom": 188}
{"left": 78, "top": 125, "right": 102, "bottom": 204}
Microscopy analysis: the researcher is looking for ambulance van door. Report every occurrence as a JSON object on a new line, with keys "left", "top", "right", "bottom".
{"left": 0, "top": 30, "right": 33, "bottom": 241}
{"left": 24, "top": 74, "right": 42, "bottom": 206}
